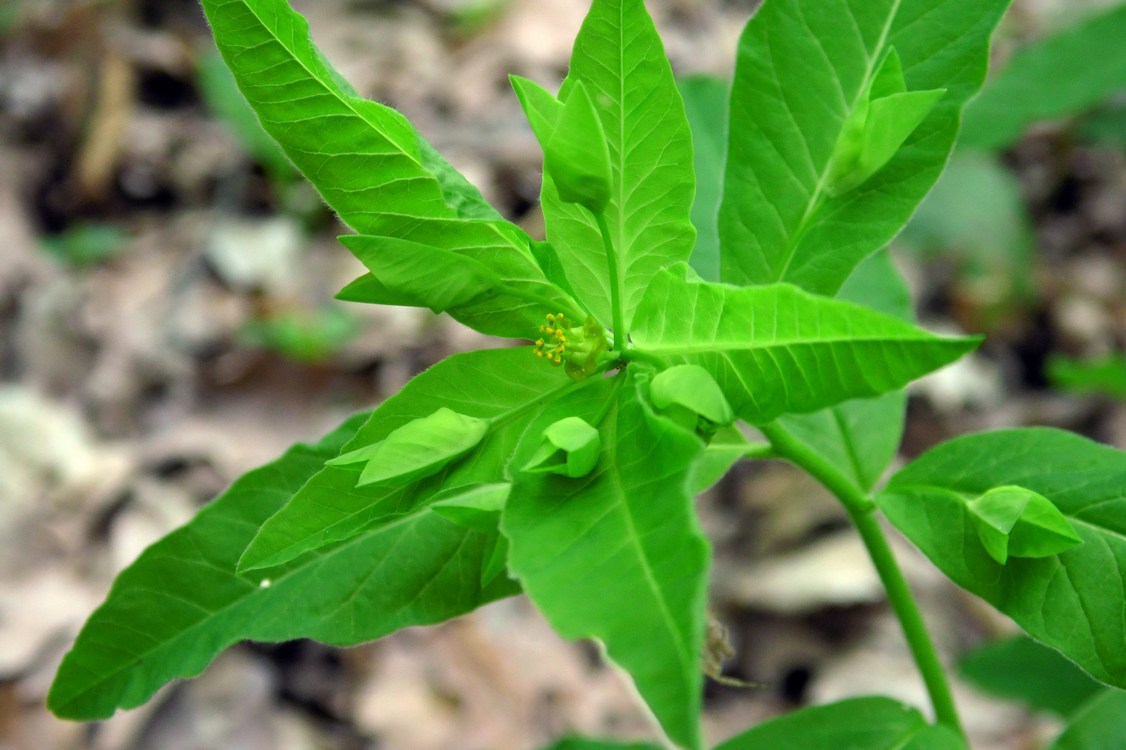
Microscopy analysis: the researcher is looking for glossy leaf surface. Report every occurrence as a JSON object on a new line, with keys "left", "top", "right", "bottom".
{"left": 504, "top": 371, "right": 708, "bottom": 749}
{"left": 879, "top": 429, "right": 1126, "bottom": 689}
{"left": 719, "top": 0, "right": 1010, "bottom": 293}
{"left": 48, "top": 413, "right": 516, "bottom": 720}
{"left": 632, "top": 268, "right": 978, "bottom": 424}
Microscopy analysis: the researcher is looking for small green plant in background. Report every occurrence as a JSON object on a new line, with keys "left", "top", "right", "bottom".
{"left": 39, "top": 223, "right": 130, "bottom": 267}
{"left": 46, "top": 1, "right": 1126, "bottom": 748}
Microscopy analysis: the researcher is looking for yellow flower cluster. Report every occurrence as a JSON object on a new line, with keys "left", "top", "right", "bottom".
{"left": 534, "top": 313, "right": 570, "bottom": 365}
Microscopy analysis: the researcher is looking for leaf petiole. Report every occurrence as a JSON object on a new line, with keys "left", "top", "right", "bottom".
{"left": 759, "top": 421, "right": 965, "bottom": 740}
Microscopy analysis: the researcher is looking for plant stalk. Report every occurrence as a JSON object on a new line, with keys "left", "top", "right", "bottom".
{"left": 758, "top": 422, "right": 966, "bottom": 739}
{"left": 594, "top": 211, "right": 628, "bottom": 349}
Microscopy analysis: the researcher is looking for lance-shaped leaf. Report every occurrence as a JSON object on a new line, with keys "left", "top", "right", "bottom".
{"left": 339, "top": 235, "right": 501, "bottom": 313}
{"left": 238, "top": 347, "right": 577, "bottom": 572}
{"left": 827, "top": 50, "right": 945, "bottom": 196}
{"left": 715, "top": 696, "right": 965, "bottom": 750}
{"left": 47, "top": 413, "right": 518, "bottom": 721}
{"left": 772, "top": 250, "right": 913, "bottom": 492}
{"left": 328, "top": 407, "right": 490, "bottom": 487}
{"left": 522, "top": 0, "right": 696, "bottom": 328}
{"left": 632, "top": 268, "right": 978, "bottom": 424}
{"left": 968, "top": 485, "right": 1082, "bottom": 565}
{"left": 650, "top": 364, "right": 734, "bottom": 427}
{"left": 202, "top": 0, "right": 485, "bottom": 230}
{"left": 504, "top": 371, "right": 708, "bottom": 750}
{"left": 878, "top": 428, "right": 1126, "bottom": 689}
{"left": 201, "top": 0, "right": 571, "bottom": 339}
{"left": 522, "top": 417, "right": 602, "bottom": 478}
{"left": 719, "top": 0, "right": 1011, "bottom": 294}
{"left": 545, "top": 81, "right": 612, "bottom": 213}
{"left": 337, "top": 219, "right": 584, "bottom": 339}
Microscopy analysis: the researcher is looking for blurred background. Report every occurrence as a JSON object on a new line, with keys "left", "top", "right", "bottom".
{"left": 0, "top": 0, "right": 1124, "bottom": 748}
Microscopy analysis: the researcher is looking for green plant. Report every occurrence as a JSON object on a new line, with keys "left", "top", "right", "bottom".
{"left": 47, "top": 0, "right": 1126, "bottom": 747}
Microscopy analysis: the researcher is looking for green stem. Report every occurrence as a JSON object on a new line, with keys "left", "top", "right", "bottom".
{"left": 758, "top": 422, "right": 965, "bottom": 739}
{"left": 594, "top": 211, "right": 627, "bottom": 349}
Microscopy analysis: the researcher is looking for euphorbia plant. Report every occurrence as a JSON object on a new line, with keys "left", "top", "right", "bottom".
{"left": 48, "top": 0, "right": 1126, "bottom": 747}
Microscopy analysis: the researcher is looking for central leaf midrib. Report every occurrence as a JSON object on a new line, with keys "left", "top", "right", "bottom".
{"left": 606, "top": 396, "right": 695, "bottom": 690}
{"left": 770, "top": 0, "right": 905, "bottom": 283}
{"left": 643, "top": 332, "right": 949, "bottom": 356}
{"left": 235, "top": 0, "right": 423, "bottom": 169}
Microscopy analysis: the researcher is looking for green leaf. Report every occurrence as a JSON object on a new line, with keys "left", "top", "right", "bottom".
{"left": 968, "top": 485, "right": 1083, "bottom": 565}
{"left": 680, "top": 75, "right": 729, "bottom": 283}
{"left": 545, "top": 80, "right": 613, "bottom": 212}
{"left": 715, "top": 696, "right": 966, "bottom": 750}
{"left": 534, "top": 0, "right": 696, "bottom": 328}
{"left": 719, "top": 0, "right": 1011, "bottom": 294}
{"left": 959, "top": 634, "right": 1104, "bottom": 716}
{"left": 1048, "top": 354, "right": 1126, "bottom": 401}
{"left": 47, "top": 412, "right": 517, "bottom": 720}
{"left": 827, "top": 50, "right": 946, "bottom": 196}
{"left": 430, "top": 483, "right": 510, "bottom": 532}
{"left": 691, "top": 426, "right": 756, "bottom": 495}
{"left": 632, "top": 268, "right": 979, "bottom": 424}
{"left": 650, "top": 364, "right": 734, "bottom": 427}
{"left": 430, "top": 483, "right": 512, "bottom": 587}
{"left": 337, "top": 218, "right": 584, "bottom": 339}
{"left": 201, "top": 0, "right": 459, "bottom": 229}
{"left": 1048, "top": 690, "right": 1126, "bottom": 750}
{"left": 878, "top": 428, "right": 1126, "bottom": 689}
{"left": 772, "top": 250, "right": 912, "bottom": 491}
{"left": 503, "top": 370, "right": 708, "bottom": 750}
{"left": 200, "top": 0, "right": 575, "bottom": 339}
{"left": 962, "top": 4, "right": 1126, "bottom": 150}
{"left": 511, "top": 74, "right": 563, "bottom": 144}
{"left": 522, "top": 417, "right": 602, "bottom": 478}
{"left": 328, "top": 407, "right": 491, "bottom": 488}
{"left": 238, "top": 347, "right": 579, "bottom": 572}
{"left": 339, "top": 235, "right": 501, "bottom": 314}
